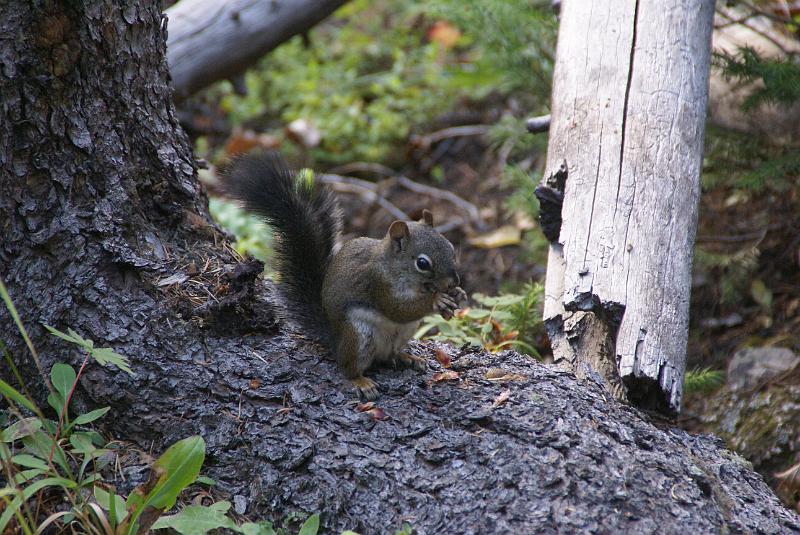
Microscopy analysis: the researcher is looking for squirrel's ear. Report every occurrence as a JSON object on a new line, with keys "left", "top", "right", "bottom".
{"left": 388, "top": 221, "right": 410, "bottom": 252}
{"left": 420, "top": 209, "right": 434, "bottom": 226}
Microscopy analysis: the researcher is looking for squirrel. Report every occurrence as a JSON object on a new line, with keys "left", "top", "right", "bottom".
{"left": 222, "top": 152, "right": 467, "bottom": 399}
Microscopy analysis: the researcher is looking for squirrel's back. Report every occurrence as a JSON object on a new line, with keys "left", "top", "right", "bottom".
{"left": 222, "top": 152, "right": 341, "bottom": 343}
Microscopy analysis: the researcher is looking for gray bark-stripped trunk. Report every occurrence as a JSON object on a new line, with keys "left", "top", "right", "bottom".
{"left": 542, "top": 0, "right": 714, "bottom": 414}
{"left": 166, "top": 0, "right": 348, "bottom": 98}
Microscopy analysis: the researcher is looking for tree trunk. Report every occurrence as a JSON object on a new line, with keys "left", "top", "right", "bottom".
{"left": 541, "top": 0, "right": 715, "bottom": 415}
{"left": 166, "top": 0, "right": 349, "bottom": 99}
{"left": 1, "top": 1, "right": 797, "bottom": 533}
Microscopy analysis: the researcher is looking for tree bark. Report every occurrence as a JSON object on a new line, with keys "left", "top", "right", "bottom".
{"left": 166, "top": 0, "right": 349, "bottom": 99}
{"left": 1, "top": 1, "right": 798, "bottom": 533}
{"left": 541, "top": 0, "right": 714, "bottom": 415}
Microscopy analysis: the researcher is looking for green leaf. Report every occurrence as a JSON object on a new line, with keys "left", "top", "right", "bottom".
{"left": 0, "top": 477, "right": 77, "bottom": 533}
{"left": 91, "top": 347, "right": 133, "bottom": 375}
{"left": 151, "top": 502, "right": 236, "bottom": 534}
{"left": 10, "top": 453, "right": 48, "bottom": 470}
{"left": 750, "top": 279, "right": 773, "bottom": 309}
{"left": 44, "top": 325, "right": 90, "bottom": 348}
{"left": 194, "top": 475, "right": 216, "bottom": 486}
{"left": 239, "top": 521, "right": 277, "bottom": 535}
{"left": 126, "top": 436, "right": 206, "bottom": 534}
{"left": 69, "top": 432, "right": 96, "bottom": 454}
{"left": 50, "top": 363, "right": 76, "bottom": 405}
{"left": 73, "top": 406, "right": 111, "bottom": 426}
{"left": 0, "top": 378, "right": 38, "bottom": 414}
{"left": 298, "top": 513, "right": 320, "bottom": 535}
{"left": 94, "top": 486, "right": 128, "bottom": 524}
{"left": 147, "top": 435, "right": 206, "bottom": 509}
{"left": 22, "top": 431, "right": 71, "bottom": 476}
{"left": 47, "top": 391, "right": 65, "bottom": 416}
{"left": 2, "top": 417, "right": 41, "bottom": 442}
{"left": 13, "top": 467, "right": 47, "bottom": 484}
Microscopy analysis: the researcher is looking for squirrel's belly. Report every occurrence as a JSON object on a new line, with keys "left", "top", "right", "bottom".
{"left": 346, "top": 306, "right": 417, "bottom": 361}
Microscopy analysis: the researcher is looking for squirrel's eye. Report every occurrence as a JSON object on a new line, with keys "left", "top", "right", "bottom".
{"left": 415, "top": 254, "right": 432, "bottom": 272}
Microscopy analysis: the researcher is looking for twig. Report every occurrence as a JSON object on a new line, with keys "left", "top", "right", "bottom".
{"left": 393, "top": 175, "right": 482, "bottom": 225}
{"left": 739, "top": 0, "right": 796, "bottom": 25}
{"left": 319, "top": 174, "right": 410, "bottom": 221}
{"left": 328, "top": 161, "right": 396, "bottom": 177}
{"left": 715, "top": 6, "right": 793, "bottom": 56}
{"left": 412, "top": 125, "right": 490, "bottom": 150}
{"left": 433, "top": 217, "right": 466, "bottom": 235}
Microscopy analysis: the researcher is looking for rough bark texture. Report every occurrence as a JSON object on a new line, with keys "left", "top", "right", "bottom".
{"left": 543, "top": 0, "right": 715, "bottom": 415}
{"left": 166, "top": 0, "right": 349, "bottom": 98}
{"left": 1, "top": 1, "right": 798, "bottom": 534}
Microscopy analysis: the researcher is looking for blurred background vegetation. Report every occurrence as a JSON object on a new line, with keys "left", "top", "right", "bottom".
{"left": 178, "top": 0, "right": 800, "bottom": 508}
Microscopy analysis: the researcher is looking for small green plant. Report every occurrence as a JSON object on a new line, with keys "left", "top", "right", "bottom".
{"left": 714, "top": 47, "right": 800, "bottom": 112}
{"left": 210, "top": 197, "right": 273, "bottom": 263}
{"left": 0, "top": 279, "right": 355, "bottom": 534}
{"left": 415, "top": 282, "right": 544, "bottom": 357}
{"left": 683, "top": 367, "right": 725, "bottom": 395}
{"left": 0, "top": 281, "right": 202, "bottom": 533}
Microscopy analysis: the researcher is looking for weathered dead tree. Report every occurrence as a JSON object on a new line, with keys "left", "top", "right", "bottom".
{"left": 540, "top": 0, "right": 715, "bottom": 415}
{"left": 1, "top": 1, "right": 798, "bottom": 533}
{"left": 166, "top": 0, "right": 348, "bottom": 98}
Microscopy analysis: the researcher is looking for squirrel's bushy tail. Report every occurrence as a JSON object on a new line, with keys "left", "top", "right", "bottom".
{"left": 223, "top": 152, "right": 340, "bottom": 344}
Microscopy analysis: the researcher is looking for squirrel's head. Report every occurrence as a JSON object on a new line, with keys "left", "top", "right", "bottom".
{"left": 385, "top": 210, "right": 460, "bottom": 294}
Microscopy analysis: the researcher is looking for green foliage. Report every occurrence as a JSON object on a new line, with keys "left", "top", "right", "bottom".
{"left": 395, "top": 523, "right": 414, "bottom": 535}
{"left": 683, "top": 367, "right": 725, "bottom": 395}
{"left": 428, "top": 0, "right": 557, "bottom": 98}
{"left": 694, "top": 246, "right": 760, "bottom": 307}
{"left": 44, "top": 325, "right": 133, "bottom": 375}
{"left": 0, "top": 281, "right": 348, "bottom": 535}
{"left": 220, "top": 1, "right": 460, "bottom": 164}
{"left": 714, "top": 47, "right": 800, "bottom": 111}
{"left": 702, "top": 126, "right": 800, "bottom": 193}
{"left": 214, "top": 0, "right": 556, "bottom": 167}
{"left": 210, "top": 197, "right": 272, "bottom": 263}
{"left": 416, "top": 283, "right": 544, "bottom": 357}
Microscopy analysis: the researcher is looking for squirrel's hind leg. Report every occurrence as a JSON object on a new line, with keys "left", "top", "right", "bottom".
{"left": 337, "top": 313, "right": 380, "bottom": 400}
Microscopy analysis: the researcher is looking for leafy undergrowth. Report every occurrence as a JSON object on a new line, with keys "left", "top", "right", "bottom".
{"left": 0, "top": 280, "right": 377, "bottom": 535}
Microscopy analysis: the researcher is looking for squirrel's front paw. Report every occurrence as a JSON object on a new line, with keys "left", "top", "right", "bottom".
{"left": 435, "top": 287, "right": 467, "bottom": 320}
{"left": 448, "top": 286, "right": 468, "bottom": 307}
{"left": 352, "top": 376, "right": 380, "bottom": 400}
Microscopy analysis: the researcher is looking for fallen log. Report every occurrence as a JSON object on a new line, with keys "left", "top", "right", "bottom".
{"left": 166, "top": 0, "right": 349, "bottom": 98}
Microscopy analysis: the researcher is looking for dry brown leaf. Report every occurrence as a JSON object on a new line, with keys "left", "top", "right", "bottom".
{"left": 485, "top": 369, "right": 526, "bottom": 382}
{"left": 428, "top": 21, "right": 461, "bottom": 48}
{"left": 434, "top": 349, "right": 451, "bottom": 368}
{"left": 455, "top": 308, "right": 470, "bottom": 319}
{"left": 485, "top": 368, "right": 506, "bottom": 379}
{"left": 367, "top": 407, "right": 388, "bottom": 421}
{"left": 492, "top": 390, "right": 511, "bottom": 408}
{"left": 432, "top": 370, "right": 460, "bottom": 382}
{"left": 224, "top": 128, "right": 281, "bottom": 156}
{"left": 468, "top": 225, "right": 522, "bottom": 249}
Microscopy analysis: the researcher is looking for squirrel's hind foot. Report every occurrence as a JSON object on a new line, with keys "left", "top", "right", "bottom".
{"left": 394, "top": 351, "right": 427, "bottom": 372}
{"left": 352, "top": 376, "right": 380, "bottom": 400}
